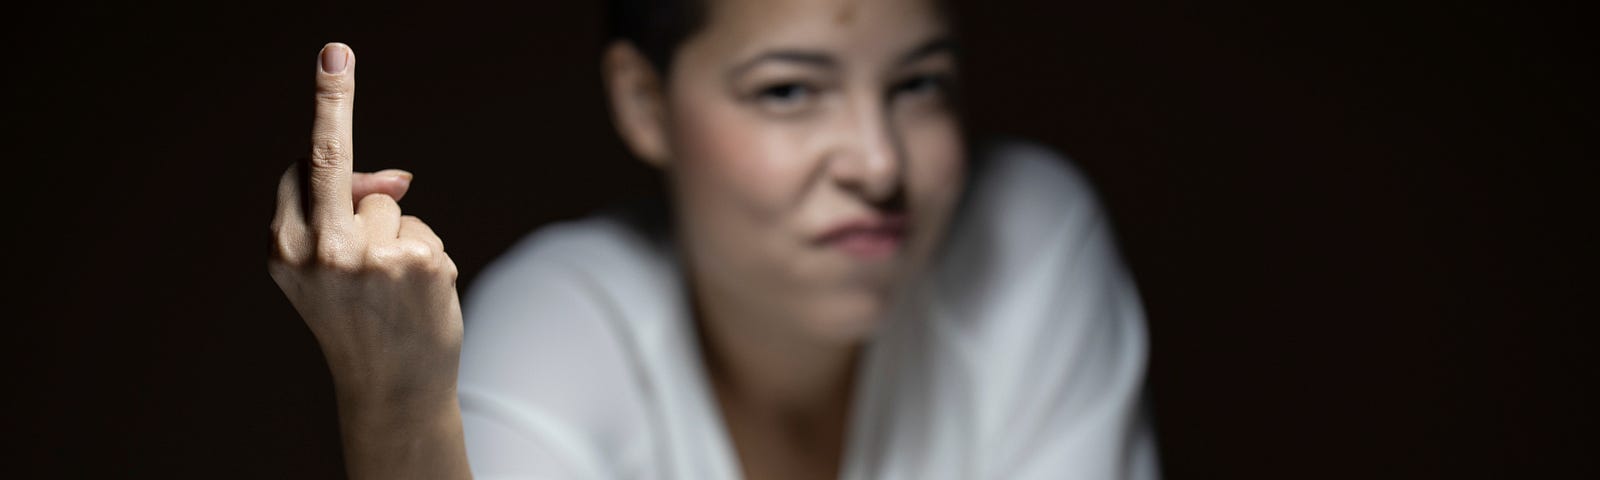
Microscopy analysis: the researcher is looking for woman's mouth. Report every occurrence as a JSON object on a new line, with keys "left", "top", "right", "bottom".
{"left": 815, "top": 214, "right": 908, "bottom": 259}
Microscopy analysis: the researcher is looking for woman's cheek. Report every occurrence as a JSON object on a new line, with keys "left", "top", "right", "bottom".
{"left": 675, "top": 103, "right": 804, "bottom": 241}
{"left": 904, "top": 113, "right": 965, "bottom": 258}
{"left": 906, "top": 114, "right": 964, "bottom": 201}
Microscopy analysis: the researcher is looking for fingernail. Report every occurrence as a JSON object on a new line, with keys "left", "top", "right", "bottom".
{"left": 379, "top": 169, "right": 414, "bottom": 182}
{"left": 320, "top": 43, "right": 349, "bottom": 74}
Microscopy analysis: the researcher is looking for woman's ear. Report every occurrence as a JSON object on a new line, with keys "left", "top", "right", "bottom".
{"left": 603, "top": 40, "right": 672, "bottom": 168}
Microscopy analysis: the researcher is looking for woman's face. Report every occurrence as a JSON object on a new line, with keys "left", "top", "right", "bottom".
{"left": 662, "top": 0, "right": 965, "bottom": 344}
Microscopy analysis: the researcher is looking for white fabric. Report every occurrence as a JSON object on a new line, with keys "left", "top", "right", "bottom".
{"left": 459, "top": 140, "right": 1160, "bottom": 479}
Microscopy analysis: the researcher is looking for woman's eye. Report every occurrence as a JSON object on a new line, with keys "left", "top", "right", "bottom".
{"left": 747, "top": 81, "right": 821, "bottom": 116}
{"left": 892, "top": 74, "right": 948, "bottom": 98}
{"left": 758, "top": 83, "right": 814, "bottom": 105}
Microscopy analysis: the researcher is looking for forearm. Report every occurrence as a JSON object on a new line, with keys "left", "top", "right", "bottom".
{"left": 336, "top": 390, "right": 472, "bottom": 480}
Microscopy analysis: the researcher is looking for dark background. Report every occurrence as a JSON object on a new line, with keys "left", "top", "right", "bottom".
{"left": 5, "top": 0, "right": 1593, "bottom": 478}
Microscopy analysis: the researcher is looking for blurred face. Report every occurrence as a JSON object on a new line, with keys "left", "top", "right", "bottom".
{"left": 663, "top": 0, "right": 965, "bottom": 345}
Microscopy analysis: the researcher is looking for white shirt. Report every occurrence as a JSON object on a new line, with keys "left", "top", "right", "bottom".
{"left": 460, "top": 140, "right": 1160, "bottom": 479}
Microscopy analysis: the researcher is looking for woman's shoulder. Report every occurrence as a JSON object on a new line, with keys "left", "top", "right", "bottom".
{"left": 462, "top": 202, "right": 682, "bottom": 372}
{"left": 933, "top": 138, "right": 1111, "bottom": 295}
{"left": 457, "top": 205, "right": 679, "bottom": 476}
{"left": 466, "top": 202, "right": 675, "bottom": 317}
{"left": 928, "top": 135, "right": 1143, "bottom": 359}
{"left": 920, "top": 139, "right": 1152, "bottom": 475}
{"left": 963, "top": 137, "right": 1106, "bottom": 238}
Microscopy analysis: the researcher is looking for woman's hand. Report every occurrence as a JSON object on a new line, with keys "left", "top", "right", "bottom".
{"left": 268, "top": 42, "right": 470, "bottom": 479}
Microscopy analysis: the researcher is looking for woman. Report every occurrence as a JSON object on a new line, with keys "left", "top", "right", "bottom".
{"left": 269, "top": 0, "right": 1158, "bottom": 478}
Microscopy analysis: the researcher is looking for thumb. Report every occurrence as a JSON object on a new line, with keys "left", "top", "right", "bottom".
{"left": 352, "top": 169, "right": 413, "bottom": 203}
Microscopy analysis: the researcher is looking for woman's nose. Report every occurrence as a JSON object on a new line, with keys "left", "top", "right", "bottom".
{"left": 828, "top": 102, "right": 904, "bottom": 205}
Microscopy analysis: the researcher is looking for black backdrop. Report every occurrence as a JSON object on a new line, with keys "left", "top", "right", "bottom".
{"left": 5, "top": 1, "right": 1593, "bottom": 478}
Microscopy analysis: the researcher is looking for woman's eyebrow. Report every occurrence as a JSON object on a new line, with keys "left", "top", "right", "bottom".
{"left": 725, "top": 36, "right": 957, "bottom": 81}
{"left": 896, "top": 36, "right": 957, "bottom": 67}
{"left": 728, "top": 50, "right": 838, "bottom": 80}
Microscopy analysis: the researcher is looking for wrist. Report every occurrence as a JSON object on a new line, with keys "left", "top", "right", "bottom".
{"left": 335, "top": 382, "right": 459, "bottom": 424}
{"left": 335, "top": 388, "right": 470, "bottom": 480}
{"left": 326, "top": 356, "right": 460, "bottom": 406}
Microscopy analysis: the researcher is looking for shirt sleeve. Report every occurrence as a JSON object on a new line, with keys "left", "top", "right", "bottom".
{"left": 948, "top": 140, "right": 1160, "bottom": 479}
{"left": 457, "top": 224, "right": 655, "bottom": 480}
{"left": 991, "top": 207, "right": 1158, "bottom": 480}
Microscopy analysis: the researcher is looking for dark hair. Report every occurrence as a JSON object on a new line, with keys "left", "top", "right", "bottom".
{"left": 606, "top": 0, "right": 707, "bottom": 75}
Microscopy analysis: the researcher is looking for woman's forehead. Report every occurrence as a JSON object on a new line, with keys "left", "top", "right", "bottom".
{"left": 693, "top": 0, "right": 948, "bottom": 58}
{"left": 706, "top": 0, "right": 870, "bottom": 24}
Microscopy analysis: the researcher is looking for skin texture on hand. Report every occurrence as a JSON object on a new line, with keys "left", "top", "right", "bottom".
{"left": 268, "top": 42, "right": 472, "bottom": 480}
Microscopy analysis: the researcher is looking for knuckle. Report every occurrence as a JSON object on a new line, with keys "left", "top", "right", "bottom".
{"left": 276, "top": 163, "right": 300, "bottom": 195}
{"left": 429, "top": 250, "right": 458, "bottom": 283}
{"left": 308, "top": 132, "right": 349, "bottom": 169}
{"left": 395, "top": 238, "right": 436, "bottom": 262}
{"left": 271, "top": 230, "right": 305, "bottom": 263}
{"left": 402, "top": 216, "right": 444, "bottom": 249}
{"left": 313, "top": 235, "right": 362, "bottom": 271}
{"left": 367, "top": 239, "right": 433, "bottom": 270}
{"left": 359, "top": 192, "right": 400, "bottom": 212}
{"left": 315, "top": 80, "right": 351, "bottom": 102}
{"left": 270, "top": 208, "right": 299, "bottom": 236}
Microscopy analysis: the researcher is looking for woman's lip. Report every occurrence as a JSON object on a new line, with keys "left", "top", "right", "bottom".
{"left": 826, "top": 229, "right": 905, "bottom": 258}
{"left": 815, "top": 214, "right": 909, "bottom": 258}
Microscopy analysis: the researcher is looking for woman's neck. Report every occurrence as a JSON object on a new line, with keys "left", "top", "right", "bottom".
{"left": 692, "top": 289, "right": 861, "bottom": 479}
{"left": 693, "top": 291, "right": 861, "bottom": 415}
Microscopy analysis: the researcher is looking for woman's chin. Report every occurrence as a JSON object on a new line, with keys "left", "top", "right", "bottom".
{"left": 798, "top": 291, "right": 896, "bottom": 346}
